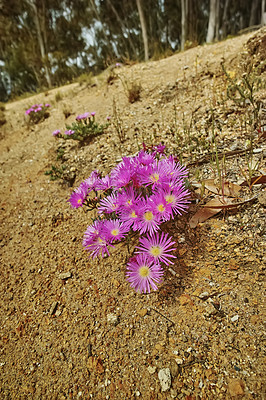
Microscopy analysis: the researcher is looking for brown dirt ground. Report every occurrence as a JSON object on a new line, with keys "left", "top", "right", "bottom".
{"left": 0, "top": 28, "right": 265, "bottom": 400}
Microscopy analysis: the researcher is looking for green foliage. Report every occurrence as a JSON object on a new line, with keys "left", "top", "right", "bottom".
{"left": 55, "top": 91, "right": 63, "bottom": 102}
{"left": 25, "top": 103, "right": 50, "bottom": 124}
{"left": 45, "top": 165, "right": 67, "bottom": 181}
{"left": 54, "top": 113, "right": 109, "bottom": 145}
{"left": 0, "top": 0, "right": 262, "bottom": 99}
{"left": 221, "top": 61, "right": 264, "bottom": 121}
{"left": 112, "top": 99, "right": 125, "bottom": 142}
{"left": 77, "top": 72, "right": 93, "bottom": 86}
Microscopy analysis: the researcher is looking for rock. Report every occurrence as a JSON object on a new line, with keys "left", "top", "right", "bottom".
{"left": 49, "top": 301, "right": 58, "bottom": 315}
{"left": 227, "top": 379, "right": 245, "bottom": 397}
{"left": 170, "top": 388, "right": 178, "bottom": 398}
{"left": 258, "top": 191, "right": 266, "bottom": 206}
{"left": 137, "top": 308, "right": 148, "bottom": 317}
{"left": 107, "top": 313, "right": 119, "bottom": 325}
{"left": 199, "top": 291, "right": 209, "bottom": 299}
{"left": 158, "top": 368, "right": 171, "bottom": 392}
{"left": 147, "top": 366, "right": 156, "bottom": 374}
{"left": 179, "top": 294, "right": 191, "bottom": 305}
{"left": 59, "top": 272, "right": 72, "bottom": 280}
{"left": 231, "top": 315, "right": 239, "bottom": 322}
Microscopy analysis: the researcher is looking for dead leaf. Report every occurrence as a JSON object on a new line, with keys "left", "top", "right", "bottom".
{"left": 201, "top": 179, "right": 242, "bottom": 197}
{"left": 189, "top": 198, "right": 224, "bottom": 227}
{"left": 189, "top": 197, "right": 237, "bottom": 228}
{"left": 87, "top": 356, "right": 104, "bottom": 374}
{"left": 189, "top": 195, "right": 258, "bottom": 228}
{"left": 240, "top": 175, "right": 266, "bottom": 187}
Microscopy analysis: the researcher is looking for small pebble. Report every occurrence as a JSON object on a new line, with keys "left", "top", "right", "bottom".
{"left": 147, "top": 366, "right": 156, "bottom": 374}
{"left": 158, "top": 368, "right": 171, "bottom": 392}
{"left": 49, "top": 301, "right": 58, "bottom": 315}
{"left": 231, "top": 315, "right": 239, "bottom": 322}
{"left": 199, "top": 291, "right": 209, "bottom": 299}
{"left": 107, "top": 313, "right": 119, "bottom": 325}
{"left": 59, "top": 272, "right": 72, "bottom": 280}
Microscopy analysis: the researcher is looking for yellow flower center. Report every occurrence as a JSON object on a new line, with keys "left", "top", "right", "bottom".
{"left": 127, "top": 199, "right": 132, "bottom": 205}
{"left": 165, "top": 194, "right": 174, "bottom": 204}
{"left": 97, "top": 237, "right": 103, "bottom": 243}
{"left": 77, "top": 198, "right": 82, "bottom": 204}
{"left": 150, "top": 246, "right": 162, "bottom": 257}
{"left": 144, "top": 211, "right": 153, "bottom": 221}
{"left": 111, "top": 229, "right": 119, "bottom": 236}
{"left": 139, "top": 266, "right": 150, "bottom": 277}
{"left": 157, "top": 204, "right": 165, "bottom": 212}
{"left": 130, "top": 210, "right": 137, "bottom": 218}
{"left": 150, "top": 173, "right": 159, "bottom": 183}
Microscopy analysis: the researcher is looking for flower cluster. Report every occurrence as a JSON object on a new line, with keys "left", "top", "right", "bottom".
{"left": 25, "top": 103, "right": 50, "bottom": 124}
{"left": 69, "top": 145, "right": 190, "bottom": 293}
{"left": 52, "top": 111, "right": 109, "bottom": 143}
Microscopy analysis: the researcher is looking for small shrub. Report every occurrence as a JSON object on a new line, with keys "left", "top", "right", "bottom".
{"left": 25, "top": 103, "right": 50, "bottom": 124}
{"left": 52, "top": 112, "right": 110, "bottom": 145}
{"left": 127, "top": 81, "right": 141, "bottom": 103}
{"left": 77, "top": 72, "right": 93, "bottom": 86}
{"left": 55, "top": 91, "right": 63, "bottom": 102}
{"left": 0, "top": 103, "right": 6, "bottom": 126}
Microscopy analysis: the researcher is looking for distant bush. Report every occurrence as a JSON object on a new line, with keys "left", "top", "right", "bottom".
{"left": 25, "top": 103, "right": 50, "bottom": 124}
{"left": 52, "top": 111, "right": 110, "bottom": 145}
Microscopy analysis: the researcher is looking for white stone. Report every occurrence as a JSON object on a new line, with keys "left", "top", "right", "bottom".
{"left": 231, "top": 315, "right": 239, "bottom": 322}
{"left": 147, "top": 366, "right": 156, "bottom": 374}
{"left": 107, "top": 313, "right": 118, "bottom": 325}
{"left": 158, "top": 368, "right": 171, "bottom": 392}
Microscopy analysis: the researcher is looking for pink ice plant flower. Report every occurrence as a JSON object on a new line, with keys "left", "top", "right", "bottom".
{"left": 138, "top": 161, "right": 168, "bottom": 188}
{"left": 76, "top": 112, "right": 90, "bottom": 120}
{"left": 83, "top": 220, "right": 114, "bottom": 258}
{"left": 83, "top": 219, "right": 104, "bottom": 247}
{"left": 110, "top": 157, "right": 135, "bottom": 189}
{"left": 52, "top": 129, "right": 61, "bottom": 136}
{"left": 98, "top": 193, "right": 119, "bottom": 214}
{"left": 102, "top": 219, "right": 130, "bottom": 242}
{"left": 81, "top": 170, "right": 100, "bottom": 193}
{"left": 120, "top": 204, "right": 141, "bottom": 231}
{"left": 116, "top": 186, "right": 141, "bottom": 210}
{"left": 136, "top": 232, "right": 176, "bottom": 265}
{"left": 136, "top": 201, "right": 160, "bottom": 235}
{"left": 149, "top": 192, "right": 172, "bottom": 222}
{"left": 161, "top": 184, "right": 190, "bottom": 217}
{"left": 68, "top": 187, "right": 87, "bottom": 208}
{"left": 126, "top": 253, "right": 164, "bottom": 294}
{"left": 65, "top": 129, "right": 75, "bottom": 135}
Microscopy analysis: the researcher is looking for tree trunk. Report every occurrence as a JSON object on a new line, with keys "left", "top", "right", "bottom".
{"left": 262, "top": 0, "right": 266, "bottom": 25}
{"left": 26, "top": 0, "right": 51, "bottom": 88}
{"left": 206, "top": 0, "right": 217, "bottom": 43}
{"left": 107, "top": 0, "right": 137, "bottom": 59}
{"left": 181, "top": 0, "right": 188, "bottom": 50}
{"left": 221, "top": 0, "right": 230, "bottom": 39}
{"left": 136, "top": 0, "right": 149, "bottom": 61}
{"left": 215, "top": 0, "right": 220, "bottom": 40}
{"left": 249, "top": 0, "right": 259, "bottom": 26}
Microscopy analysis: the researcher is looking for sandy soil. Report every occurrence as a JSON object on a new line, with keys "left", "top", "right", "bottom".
{"left": 0, "top": 28, "right": 265, "bottom": 399}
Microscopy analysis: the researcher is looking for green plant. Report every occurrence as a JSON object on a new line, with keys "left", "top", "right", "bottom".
{"left": 0, "top": 103, "right": 6, "bottom": 126}
{"left": 238, "top": 147, "right": 262, "bottom": 190}
{"left": 127, "top": 81, "right": 141, "bottom": 103}
{"left": 77, "top": 72, "right": 93, "bottom": 86}
{"left": 221, "top": 61, "right": 263, "bottom": 122}
{"left": 45, "top": 164, "right": 67, "bottom": 181}
{"left": 52, "top": 112, "right": 109, "bottom": 145}
{"left": 25, "top": 103, "right": 50, "bottom": 124}
{"left": 112, "top": 99, "right": 125, "bottom": 143}
{"left": 55, "top": 91, "right": 63, "bottom": 102}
